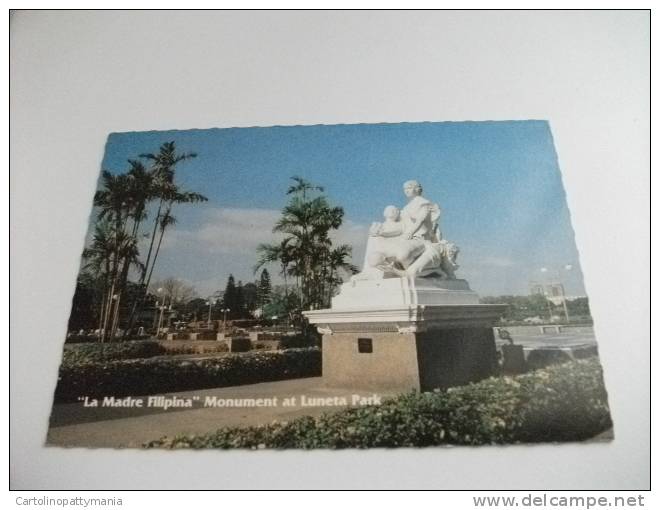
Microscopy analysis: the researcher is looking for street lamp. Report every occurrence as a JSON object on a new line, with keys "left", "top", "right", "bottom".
{"left": 206, "top": 297, "right": 217, "bottom": 329}
{"left": 559, "top": 265, "right": 573, "bottom": 323}
{"left": 156, "top": 287, "right": 167, "bottom": 335}
{"left": 220, "top": 308, "right": 230, "bottom": 336}
{"left": 540, "top": 265, "right": 573, "bottom": 323}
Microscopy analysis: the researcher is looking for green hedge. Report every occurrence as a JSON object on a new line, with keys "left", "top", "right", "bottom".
{"left": 145, "top": 358, "right": 612, "bottom": 449}
{"left": 158, "top": 341, "right": 229, "bottom": 356}
{"left": 54, "top": 347, "right": 321, "bottom": 403}
{"left": 278, "top": 333, "right": 319, "bottom": 350}
{"left": 61, "top": 340, "right": 165, "bottom": 364}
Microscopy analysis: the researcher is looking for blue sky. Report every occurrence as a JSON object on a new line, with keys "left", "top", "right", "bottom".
{"left": 96, "top": 121, "right": 586, "bottom": 298}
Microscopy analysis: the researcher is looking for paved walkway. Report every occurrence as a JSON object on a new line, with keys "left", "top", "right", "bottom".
{"left": 47, "top": 378, "right": 393, "bottom": 448}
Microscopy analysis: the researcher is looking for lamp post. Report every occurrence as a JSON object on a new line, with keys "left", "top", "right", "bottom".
{"left": 220, "top": 308, "right": 230, "bottom": 336}
{"left": 558, "top": 264, "right": 573, "bottom": 323}
{"left": 540, "top": 265, "right": 573, "bottom": 323}
{"left": 152, "top": 300, "right": 159, "bottom": 330}
{"left": 539, "top": 268, "right": 553, "bottom": 321}
{"left": 156, "top": 287, "right": 166, "bottom": 335}
{"left": 157, "top": 303, "right": 166, "bottom": 335}
{"left": 206, "top": 297, "right": 215, "bottom": 329}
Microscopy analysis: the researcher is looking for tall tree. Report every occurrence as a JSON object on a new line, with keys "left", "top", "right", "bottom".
{"left": 82, "top": 217, "right": 143, "bottom": 341}
{"left": 222, "top": 274, "right": 238, "bottom": 319}
{"left": 256, "top": 177, "right": 357, "bottom": 318}
{"left": 236, "top": 280, "right": 245, "bottom": 318}
{"left": 82, "top": 142, "right": 208, "bottom": 340}
{"left": 242, "top": 282, "right": 259, "bottom": 316}
{"left": 255, "top": 239, "right": 293, "bottom": 299}
{"left": 68, "top": 272, "right": 102, "bottom": 333}
{"left": 286, "top": 175, "right": 324, "bottom": 199}
{"left": 257, "top": 268, "right": 272, "bottom": 308}
{"left": 82, "top": 219, "right": 114, "bottom": 338}
{"left": 125, "top": 160, "right": 157, "bottom": 238}
{"left": 125, "top": 141, "right": 207, "bottom": 335}
{"left": 325, "top": 244, "right": 358, "bottom": 303}
{"left": 91, "top": 168, "right": 149, "bottom": 341}
{"left": 138, "top": 141, "right": 198, "bottom": 287}
{"left": 182, "top": 297, "right": 210, "bottom": 323}
{"left": 106, "top": 230, "right": 143, "bottom": 339}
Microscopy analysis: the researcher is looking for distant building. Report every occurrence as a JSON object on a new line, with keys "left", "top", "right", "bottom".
{"left": 545, "top": 282, "right": 565, "bottom": 306}
{"left": 529, "top": 282, "right": 545, "bottom": 296}
{"left": 529, "top": 280, "right": 586, "bottom": 306}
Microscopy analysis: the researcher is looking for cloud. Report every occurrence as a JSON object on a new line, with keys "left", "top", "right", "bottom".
{"left": 143, "top": 208, "right": 581, "bottom": 298}
{"left": 165, "top": 208, "right": 369, "bottom": 260}
{"left": 163, "top": 208, "right": 282, "bottom": 255}
{"left": 472, "top": 256, "right": 516, "bottom": 268}
{"left": 152, "top": 207, "right": 369, "bottom": 296}
{"left": 331, "top": 219, "right": 368, "bottom": 267}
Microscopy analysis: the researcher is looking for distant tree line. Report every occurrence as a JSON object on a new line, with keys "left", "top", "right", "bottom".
{"left": 158, "top": 270, "right": 273, "bottom": 324}
{"left": 480, "top": 294, "right": 592, "bottom": 323}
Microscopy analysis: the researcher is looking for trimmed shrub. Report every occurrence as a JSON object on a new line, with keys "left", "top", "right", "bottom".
{"left": 226, "top": 337, "right": 252, "bottom": 352}
{"left": 192, "top": 331, "right": 219, "bottom": 341}
{"left": 254, "top": 340, "right": 280, "bottom": 351}
{"left": 61, "top": 340, "right": 165, "bottom": 364}
{"left": 525, "top": 349, "right": 572, "bottom": 370}
{"left": 279, "top": 333, "right": 319, "bottom": 350}
{"left": 54, "top": 347, "right": 321, "bottom": 403}
{"left": 159, "top": 341, "right": 229, "bottom": 356}
{"left": 65, "top": 334, "right": 151, "bottom": 344}
{"left": 145, "top": 358, "right": 611, "bottom": 449}
{"left": 65, "top": 334, "right": 97, "bottom": 344}
{"left": 571, "top": 345, "right": 599, "bottom": 359}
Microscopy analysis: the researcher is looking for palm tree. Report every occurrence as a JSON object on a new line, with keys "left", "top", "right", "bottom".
{"left": 325, "top": 244, "right": 358, "bottom": 306}
{"left": 93, "top": 161, "right": 160, "bottom": 340}
{"left": 255, "top": 238, "right": 294, "bottom": 300}
{"left": 274, "top": 193, "right": 344, "bottom": 309}
{"left": 124, "top": 142, "right": 207, "bottom": 335}
{"left": 82, "top": 220, "right": 115, "bottom": 339}
{"left": 138, "top": 142, "right": 198, "bottom": 291}
{"left": 125, "top": 160, "right": 156, "bottom": 238}
{"left": 107, "top": 231, "right": 144, "bottom": 340}
{"left": 257, "top": 177, "right": 352, "bottom": 313}
{"left": 82, "top": 219, "right": 143, "bottom": 341}
{"left": 94, "top": 171, "right": 132, "bottom": 226}
{"left": 142, "top": 189, "right": 207, "bottom": 300}
{"left": 287, "top": 175, "right": 324, "bottom": 199}
{"left": 143, "top": 209, "right": 176, "bottom": 294}
{"left": 103, "top": 160, "right": 157, "bottom": 339}
{"left": 92, "top": 172, "right": 139, "bottom": 341}
{"left": 84, "top": 142, "right": 207, "bottom": 339}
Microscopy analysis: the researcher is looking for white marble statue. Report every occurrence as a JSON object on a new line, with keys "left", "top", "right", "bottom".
{"left": 354, "top": 180, "right": 460, "bottom": 280}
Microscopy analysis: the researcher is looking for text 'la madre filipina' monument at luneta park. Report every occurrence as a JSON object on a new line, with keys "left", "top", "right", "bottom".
{"left": 304, "top": 180, "right": 507, "bottom": 392}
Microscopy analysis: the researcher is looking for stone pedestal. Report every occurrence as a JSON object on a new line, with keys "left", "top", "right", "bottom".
{"left": 501, "top": 344, "right": 526, "bottom": 374}
{"left": 304, "top": 277, "right": 506, "bottom": 393}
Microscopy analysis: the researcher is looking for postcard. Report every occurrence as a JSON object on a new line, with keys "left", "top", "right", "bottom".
{"left": 46, "top": 121, "right": 612, "bottom": 449}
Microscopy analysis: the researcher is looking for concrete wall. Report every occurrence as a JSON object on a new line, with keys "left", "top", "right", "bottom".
{"left": 497, "top": 325, "right": 594, "bottom": 336}
{"left": 416, "top": 328, "right": 498, "bottom": 391}
{"left": 322, "top": 332, "right": 421, "bottom": 391}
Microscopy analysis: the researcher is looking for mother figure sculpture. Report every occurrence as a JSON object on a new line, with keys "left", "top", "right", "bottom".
{"left": 356, "top": 180, "right": 457, "bottom": 280}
